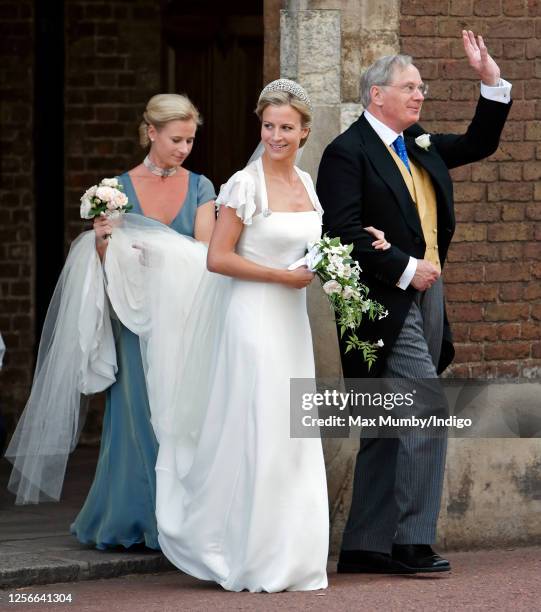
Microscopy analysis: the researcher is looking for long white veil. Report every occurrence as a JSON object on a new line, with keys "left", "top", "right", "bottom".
{"left": 5, "top": 213, "right": 231, "bottom": 504}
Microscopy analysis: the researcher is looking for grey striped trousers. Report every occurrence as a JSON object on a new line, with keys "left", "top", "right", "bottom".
{"left": 342, "top": 278, "right": 448, "bottom": 553}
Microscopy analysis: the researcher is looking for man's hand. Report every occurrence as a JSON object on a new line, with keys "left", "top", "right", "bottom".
{"left": 410, "top": 259, "right": 440, "bottom": 292}
{"left": 462, "top": 30, "right": 500, "bottom": 87}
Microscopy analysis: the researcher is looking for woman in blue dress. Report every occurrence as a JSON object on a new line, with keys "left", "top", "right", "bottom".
{"left": 70, "top": 93, "right": 216, "bottom": 550}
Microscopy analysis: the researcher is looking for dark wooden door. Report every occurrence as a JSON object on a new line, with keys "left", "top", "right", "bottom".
{"left": 162, "top": 1, "right": 263, "bottom": 190}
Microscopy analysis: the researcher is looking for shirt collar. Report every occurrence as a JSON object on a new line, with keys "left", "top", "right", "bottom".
{"left": 363, "top": 110, "right": 402, "bottom": 147}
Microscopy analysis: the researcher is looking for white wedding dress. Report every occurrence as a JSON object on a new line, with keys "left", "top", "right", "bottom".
{"left": 6, "top": 157, "right": 329, "bottom": 593}
{"left": 155, "top": 158, "right": 329, "bottom": 592}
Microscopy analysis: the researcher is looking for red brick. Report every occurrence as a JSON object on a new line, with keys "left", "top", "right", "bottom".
{"left": 447, "top": 304, "right": 484, "bottom": 322}
{"left": 488, "top": 18, "right": 535, "bottom": 37}
{"left": 485, "top": 342, "right": 531, "bottom": 360}
{"left": 470, "top": 244, "right": 500, "bottom": 261}
{"left": 446, "top": 283, "right": 472, "bottom": 301}
{"left": 474, "top": 204, "right": 501, "bottom": 222}
{"left": 525, "top": 283, "right": 541, "bottom": 300}
{"left": 498, "top": 323, "right": 521, "bottom": 340}
{"left": 472, "top": 163, "right": 498, "bottom": 182}
{"left": 521, "top": 322, "right": 541, "bottom": 339}
{"left": 485, "top": 303, "right": 530, "bottom": 321}
{"left": 524, "top": 81, "right": 541, "bottom": 101}
{"left": 488, "top": 222, "right": 533, "bottom": 241}
{"left": 402, "top": 0, "right": 449, "bottom": 15}
{"left": 472, "top": 285, "right": 498, "bottom": 302}
{"left": 438, "top": 18, "right": 486, "bottom": 37}
{"left": 525, "top": 121, "right": 541, "bottom": 140}
{"left": 508, "top": 100, "right": 537, "bottom": 120}
{"left": 502, "top": 40, "right": 525, "bottom": 58}
{"left": 499, "top": 283, "right": 526, "bottom": 301}
{"left": 470, "top": 323, "right": 498, "bottom": 342}
{"left": 455, "top": 223, "right": 487, "bottom": 241}
{"left": 446, "top": 243, "right": 472, "bottom": 262}
{"left": 500, "top": 242, "right": 526, "bottom": 260}
{"left": 486, "top": 263, "right": 530, "bottom": 281}
{"left": 501, "top": 203, "right": 526, "bottom": 221}
{"left": 494, "top": 142, "right": 536, "bottom": 162}
{"left": 451, "top": 323, "right": 470, "bottom": 342}
{"left": 474, "top": 0, "right": 502, "bottom": 15}
{"left": 524, "top": 242, "right": 541, "bottom": 260}
{"left": 449, "top": 165, "right": 471, "bottom": 182}
{"left": 402, "top": 39, "right": 451, "bottom": 58}
{"left": 498, "top": 162, "right": 523, "bottom": 181}
{"left": 487, "top": 182, "right": 533, "bottom": 201}
{"left": 529, "top": 0, "right": 541, "bottom": 16}
{"left": 449, "top": 0, "right": 473, "bottom": 16}
{"left": 496, "top": 362, "right": 521, "bottom": 377}
{"left": 523, "top": 161, "right": 541, "bottom": 180}
{"left": 454, "top": 183, "right": 486, "bottom": 202}
{"left": 504, "top": 0, "right": 528, "bottom": 15}
{"left": 455, "top": 204, "right": 475, "bottom": 222}
{"left": 454, "top": 343, "right": 484, "bottom": 362}
{"left": 444, "top": 263, "right": 484, "bottom": 283}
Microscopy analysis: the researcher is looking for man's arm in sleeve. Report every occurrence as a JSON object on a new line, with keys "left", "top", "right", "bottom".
{"left": 317, "top": 141, "right": 410, "bottom": 287}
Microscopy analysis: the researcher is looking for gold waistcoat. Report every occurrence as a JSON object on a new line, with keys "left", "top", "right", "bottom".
{"left": 387, "top": 145, "right": 441, "bottom": 272}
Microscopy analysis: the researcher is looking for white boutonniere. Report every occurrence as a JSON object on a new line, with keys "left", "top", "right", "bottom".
{"left": 415, "top": 133, "right": 431, "bottom": 151}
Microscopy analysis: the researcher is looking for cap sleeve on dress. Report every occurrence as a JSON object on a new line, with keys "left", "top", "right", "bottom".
{"left": 215, "top": 170, "right": 257, "bottom": 225}
{"left": 196, "top": 174, "right": 217, "bottom": 207}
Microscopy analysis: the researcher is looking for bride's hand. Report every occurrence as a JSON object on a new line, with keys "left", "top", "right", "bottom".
{"left": 94, "top": 213, "right": 112, "bottom": 244}
{"left": 364, "top": 226, "right": 391, "bottom": 251}
{"left": 281, "top": 266, "right": 315, "bottom": 289}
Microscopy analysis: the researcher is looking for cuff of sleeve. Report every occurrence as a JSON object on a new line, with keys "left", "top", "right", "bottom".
{"left": 480, "top": 78, "right": 512, "bottom": 104}
{"left": 396, "top": 256, "right": 417, "bottom": 290}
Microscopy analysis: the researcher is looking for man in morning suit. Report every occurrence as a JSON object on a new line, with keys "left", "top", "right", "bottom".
{"left": 316, "top": 31, "right": 512, "bottom": 574}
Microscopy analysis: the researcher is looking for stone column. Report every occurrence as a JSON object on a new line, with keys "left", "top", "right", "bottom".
{"left": 280, "top": 1, "right": 401, "bottom": 554}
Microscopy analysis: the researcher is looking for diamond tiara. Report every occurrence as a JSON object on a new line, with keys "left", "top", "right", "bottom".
{"left": 259, "top": 79, "right": 312, "bottom": 111}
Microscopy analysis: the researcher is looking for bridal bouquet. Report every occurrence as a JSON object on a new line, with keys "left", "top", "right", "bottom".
{"left": 80, "top": 178, "right": 132, "bottom": 220}
{"left": 295, "top": 236, "right": 388, "bottom": 369}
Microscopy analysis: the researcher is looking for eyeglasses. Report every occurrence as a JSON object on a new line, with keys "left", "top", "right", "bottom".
{"left": 382, "top": 83, "right": 429, "bottom": 97}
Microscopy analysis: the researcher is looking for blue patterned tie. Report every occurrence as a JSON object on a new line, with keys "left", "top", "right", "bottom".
{"left": 392, "top": 135, "right": 411, "bottom": 174}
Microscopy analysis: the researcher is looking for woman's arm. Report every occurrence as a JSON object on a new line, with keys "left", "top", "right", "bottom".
{"left": 207, "top": 207, "right": 313, "bottom": 289}
{"left": 93, "top": 214, "right": 112, "bottom": 261}
{"left": 194, "top": 200, "right": 216, "bottom": 243}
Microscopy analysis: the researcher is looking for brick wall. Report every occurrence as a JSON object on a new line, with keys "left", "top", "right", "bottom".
{"left": 0, "top": 0, "right": 35, "bottom": 432}
{"left": 65, "top": 0, "right": 161, "bottom": 244}
{"left": 0, "top": 0, "right": 162, "bottom": 439}
{"left": 64, "top": 0, "right": 161, "bottom": 440}
{"left": 401, "top": 0, "right": 541, "bottom": 378}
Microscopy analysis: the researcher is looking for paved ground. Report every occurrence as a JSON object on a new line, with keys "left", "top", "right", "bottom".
{"left": 0, "top": 449, "right": 171, "bottom": 590}
{"left": 1, "top": 547, "right": 541, "bottom": 612}
{"left": 1, "top": 449, "right": 541, "bottom": 611}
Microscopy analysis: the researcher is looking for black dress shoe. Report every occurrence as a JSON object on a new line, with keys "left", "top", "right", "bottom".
{"left": 392, "top": 544, "right": 451, "bottom": 573}
{"left": 337, "top": 549, "right": 417, "bottom": 574}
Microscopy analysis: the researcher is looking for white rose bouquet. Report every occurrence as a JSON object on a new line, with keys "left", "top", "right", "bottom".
{"left": 291, "top": 235, "right": 388, "bottom": 369}
{"left": 80, "top": 177, "right": 132, "bottom": 220}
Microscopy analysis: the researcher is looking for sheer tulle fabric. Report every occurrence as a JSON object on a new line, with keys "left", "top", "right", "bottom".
{"left": 5, "top": 214, "right": 223, "bottom": 504}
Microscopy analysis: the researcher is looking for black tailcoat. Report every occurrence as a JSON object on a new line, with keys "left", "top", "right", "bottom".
{"left": 316, "top": 96, "right": 512, "bottom": 377}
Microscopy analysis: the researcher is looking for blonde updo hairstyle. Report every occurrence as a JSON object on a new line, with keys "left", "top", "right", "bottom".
{"left": 255, "top": 90, "right": 312, "bottom": 148}
{"left": 138, "top": 93, "right": 202, "bottom": 148}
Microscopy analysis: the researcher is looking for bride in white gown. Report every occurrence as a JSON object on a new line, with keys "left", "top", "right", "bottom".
{"left": 155, "top": 80, "right": 329, "bottom": 592}
{"left": 6, "top": 79, "right": 328, "bottom": 594}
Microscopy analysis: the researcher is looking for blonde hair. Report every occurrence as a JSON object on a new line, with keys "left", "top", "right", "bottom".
{"left": 255, "top": 91, "right": 312, "bottom": 148}
{"left": 138, "top": 93, "right": 202, "bottom": 148}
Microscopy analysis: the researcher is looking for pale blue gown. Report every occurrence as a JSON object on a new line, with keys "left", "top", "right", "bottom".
{"left": 71, "top": 170, "right": 215, "bottom": 550}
